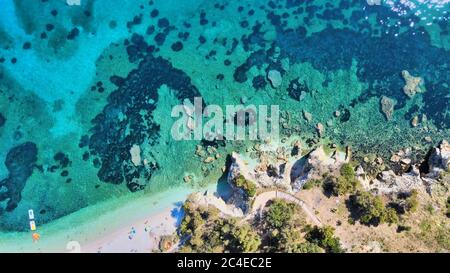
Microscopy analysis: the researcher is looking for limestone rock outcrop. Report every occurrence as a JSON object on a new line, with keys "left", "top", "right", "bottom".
{"left": 427, "top": 140, "right": 450, "bottom": 177}
{"left": 291, "top": 146, "right": 350, "bottom": 191}
{"left": 361, "top": 167, "right": 424, "bottom": 195}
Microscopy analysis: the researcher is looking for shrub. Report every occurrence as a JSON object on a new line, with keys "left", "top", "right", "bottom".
{"left": 404, "top": 190, "right": 419, "bottom": 213}
{"left": 350, "top": 191, "right": 399, "bottom": 226}
{"left": 381, "top": 207, "right": 399, "bottom": 224}
{"left": 234, "top": 175, "right": 257, "bottom": 198}
{"left": 179, "top": 201, "right": 207, "bottom": 236}
{"left": 332, "top": 176, "right": 359, "bottom": 196}
{"left": 326, "top": 163, "right": 360, "bottom": 196}
{"left": 340, "top": 163, "right": 356, "bottom": 179}
{"left": 303, "top": 179, "right": 322, "bottom": 190}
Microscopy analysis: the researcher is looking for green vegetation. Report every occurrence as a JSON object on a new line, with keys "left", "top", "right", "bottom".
{"left": 436, "top": 226, "right": 450, "bottom": 250}
{"left": 403, "top": 190, "right": 419, "bottom": 213}
{"left": 234, "top": 175, "right": 257, "bottom": 198}
{"left": 230, "top": 223, "right": 261, "bottom": 252}
{"left": 265, "top": 200, "right": 339, "bottom": 253}
{"left": 418, "top": 219, "right": 450, "bottom": 251}
{"left": 332, "top": 176, "right": 360, "bottom": 196}
{"left": 266, "top": 199, "right": 297, "bottom": 229}
{"left": 263, "top": 199, "right": 329, "bottom": 253}
{"left": 276, "top": 225, "right": 315, "bottom": 253}
{"left": 304, "top": 225, "right": 344, "bottom": 253}
{"left": 179, "top": 197, "right": 261, "bottom": 253}
{"left": 340, "top": 163, "right": 356, "bottom": 178}
{"left": 283, "top": 241, "right": 324, "bottom": 253}
{"left": 178, "top": 195, "right": 348, "bottom": 253}
{"left": 425, "top": 203, "right": 435, "bottom": 215}
{"left": 350, "top": 191, "right": 399, "bottom": 226}
{"left": 323, "top": 163, "right": 360, "bottom": 196}
{"left": 303, "top": 179, "right": 322, "bottom": 190}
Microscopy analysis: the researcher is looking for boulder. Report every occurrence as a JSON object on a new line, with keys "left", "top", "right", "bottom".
{"left": 303, "top": 110, "right": 312, "bottom": 122}
{"left": 380, "top": 96, "right": 395, "bottom": 120}
{"left": 315, "top": 123, "right": 325, "bottom": 137}
{"left": 267, "top": 70, "right": 282, "bottom": 88}
{"left": 411, "top": 116, "right": 419, "bottom": 127}
{"left": 130, "top": 144, "right": 142, "bottom": 166}
{"left": 401, "top": 70, "right": 424, "bottom": 98}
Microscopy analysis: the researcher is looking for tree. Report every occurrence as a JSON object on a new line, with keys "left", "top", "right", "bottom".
{"left": 293, "top": 242, "right": 324, "bottom": 253}
{"left": 277, "top": 226, "right": 324, "bottom": 253}
{"left": 266, "top": 199, "right": 296, "bottom": 229}
{"left": 231, "top": 224, "right": 261, "bottom": 253}
{"left": 305, "top": 225, "right": 344, "bottom": 253}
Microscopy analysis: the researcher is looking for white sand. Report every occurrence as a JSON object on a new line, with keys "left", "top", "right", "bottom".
{"left": 0, "top": 184, "right": 216, "bottom": 253}
{"left": 82, "top": 206, "right": 179, "bottom": 253}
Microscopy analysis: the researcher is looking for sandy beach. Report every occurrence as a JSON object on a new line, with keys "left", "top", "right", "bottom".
{"left": 0, "top": 184, "right": 217, "bottom": 253}
{"left": 82, "top": 205, "right": 182, "bottom": 253}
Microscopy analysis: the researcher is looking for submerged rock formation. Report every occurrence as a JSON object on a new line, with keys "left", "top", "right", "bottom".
{"left": 87, "top": 54, "right": 201, "bottom": 192}
{"left": 130, "top": 144, "right": 142, "bottom": 167}
{"left": 287, "top": 78, "right": 309, "bottom": 101}
{"left": 380, "top": 96, "right": 395, "bottom": 120}
{"left": 0, "top": 113, "right": 5, "bottom": 127}
{"left": 401, "top": 70, "right": 424, "bottom": 98}
{"left": 0, "top": 142, "right": 38, "bottom": 212}
{"left": 267, "top": 70, "right": 282, "bottom": 88}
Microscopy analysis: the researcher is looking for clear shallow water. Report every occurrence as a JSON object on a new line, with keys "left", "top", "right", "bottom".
{"left": 0, "top": 0, "right": 448, "bottom": 233}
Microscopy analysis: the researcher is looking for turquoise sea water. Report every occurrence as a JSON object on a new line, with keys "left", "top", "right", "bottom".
{"left": 0, "top": 0, "right": 448, "bottom": 236}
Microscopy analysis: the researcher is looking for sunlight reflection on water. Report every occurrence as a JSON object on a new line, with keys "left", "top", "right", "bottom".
{"left": 384, "top": 0, "right": 449, "bottom": 20}
{"left": 365, "top": 0, "right": 449, "bottom": 36}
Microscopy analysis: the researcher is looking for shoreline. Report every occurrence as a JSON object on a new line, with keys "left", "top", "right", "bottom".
{"left": 0, "top": 183, "right": 217, "bottom": 253}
